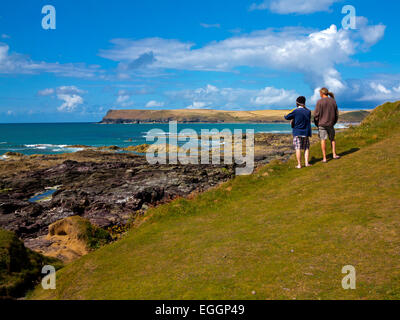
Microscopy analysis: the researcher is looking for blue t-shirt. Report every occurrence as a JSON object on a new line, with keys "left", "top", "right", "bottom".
{"left": 284, "top": 107, "right": 312, "bottom": 137}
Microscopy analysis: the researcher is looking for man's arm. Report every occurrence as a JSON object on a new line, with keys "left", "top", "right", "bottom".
{"left": 334, "top": 102, "right": 339, "bottom": 125}
{"left": 284, "top": 108, "right": 296, "bottom": 121}
{"left": 314, "top": 102, "right": 320, "bottom": 126}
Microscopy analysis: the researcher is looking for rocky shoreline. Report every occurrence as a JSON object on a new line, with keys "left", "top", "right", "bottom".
{"left": 0, "top": 133, "right": 313, "bottom": 261}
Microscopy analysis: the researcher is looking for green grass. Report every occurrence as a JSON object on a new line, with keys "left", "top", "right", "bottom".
{"left": 30, "top": 101, "right": 400, "bottom": 300}
{"left": 49, "top": 216, "right": 112, "bottom": 251}
{"left": 0, "top": 229, "right": 62, "bottom": 298}
{"left": 339, "top": 110, "right": 370, "bottom": 123}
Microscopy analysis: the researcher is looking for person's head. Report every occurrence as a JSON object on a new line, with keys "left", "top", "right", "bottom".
{"left": 319, "top": 87, "right": 335, "bottom": 99}
{"left": 296, "top": 96, "right": 306, "bottom": 107}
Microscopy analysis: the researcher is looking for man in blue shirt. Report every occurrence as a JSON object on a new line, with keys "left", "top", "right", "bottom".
{"left": 284, "top": 96, "right": 312, "bottom": 169}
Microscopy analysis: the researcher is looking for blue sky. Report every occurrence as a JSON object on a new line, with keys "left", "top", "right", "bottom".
{"left": 0, "top": 0, "right": 399, "bottom": 122}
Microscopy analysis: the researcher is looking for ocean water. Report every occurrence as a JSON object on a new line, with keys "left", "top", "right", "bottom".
{"left": 0, "top": 122, "right": 293, "bottom": 156}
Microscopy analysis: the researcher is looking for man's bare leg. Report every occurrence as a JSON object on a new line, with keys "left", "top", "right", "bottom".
{"left": 305, "top": 149, "right": 310, "bottom": 166}
{"left": 321, "top": 140, "right": 327, "bottom": 162}
{"left": 296, "top": 149, "right": 302, "bottom": 168}
{"left": 332, "top": 140, "right": 339, "bottom": 159}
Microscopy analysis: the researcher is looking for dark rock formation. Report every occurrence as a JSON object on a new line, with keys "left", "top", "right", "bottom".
{"left": 0, "top": 153, "right": 236, "bottom": 242}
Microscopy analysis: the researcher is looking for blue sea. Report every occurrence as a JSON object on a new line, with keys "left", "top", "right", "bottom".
{"left": 0, "top": 122, "right": 293, "bottom": 156}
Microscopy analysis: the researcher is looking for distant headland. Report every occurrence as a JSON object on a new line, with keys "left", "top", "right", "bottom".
{"left": 100, "top": 109, "right": 370, "bottom": 124}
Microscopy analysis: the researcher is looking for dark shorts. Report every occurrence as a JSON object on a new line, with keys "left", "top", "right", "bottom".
{"left": 318, "top": 126, "right": 336, "bottom": 141}
{"left": 293, "top": 136, "right": 310, "bottom": 150}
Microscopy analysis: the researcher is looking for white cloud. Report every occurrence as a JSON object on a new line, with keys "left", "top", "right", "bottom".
{"left": 117, "top": 95, "right": 130, "bottom": 104}
{"left": 57, "top": 94, "right": 84, "bottom": 112}
{"left": 116, "top": 90, "right": 130, "bottom": 103}
{"left": 249, "top": 0, "right": 340, "bottom": 14}
{"left": 169, "top": 84, "right": 299, "bottom": 109}
{"left": 200, "top": 23, "right": 221, "bottom": 29}
{"left": 356, "top": 82, "right": 400, "bottom": 103}
{"left": 187, "top": 101, "right": 210, "bottom": 109}
{"left": 170, "top": 79, "right": 400, "bottom": 109}
{"left": 38, "top": 86, "right": 86, "bottom": 96}
{"left": 146, "top": 100, "right": 165, "bottom": 108}
{"left": 251, "top": 86, "right": 299, "bottom": 106}
{"left": 100, "top": 21, "right": 385, "bottom": 100}
{"left": 1, "top": 34, "right": 10, "bottom": 39}
{"left": 357, "top": 17, "right": 386, "bottom": 47}
{"left": 56, "top": 86, "right": 85, "bottom": 95}
{"left": 0, "top": 42, "right": 102, "bottom": 78}
{"left": 310, "top": 78, "right": 400, "bottom": 106}
{"left": 37, "top": 88, "right": 55, "bottom": 96}
{"left": 56, "top": 87, "right": 85, "bottom": 112}
{"left": 370, "top": 82, "right": 390, "bottom": 95}
{"left": 248, "top": 1, "right": 269, "bottom": 11}
{"left": 38, "top": 86, "right": 86, "bottom": 112}
{"left": 310, "top": 77, "right": 400, "bottom": 105}
{"left": 116, "top": 89, "right": 134, "bottom": 107}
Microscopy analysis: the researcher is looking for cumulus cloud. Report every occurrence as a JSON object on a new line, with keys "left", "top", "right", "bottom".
{"left": 187, "top": 101, "right": 210, "bottom": 109}
{"left": 249, "top": 0, "right": 340, "bottom": 14}
{"left": 370, "top": 82, "right": 390, "bottom": 95}
{"left": 100, "top": 22, "right": 384, "bottom": 94}
{"left": 116, "top": 90, "right": 130, "bottom": 103}
{"left": 251, "top": 86, "right": 299, "bottom": 106}
{"left": 309, "top": 77, "right": 400, "bottom": 105}
{"left": 37, "top": 86, "right": 86, "bottom": 112}
{"left": 170, "top": 80, "right": 400, "bottom": 109}
{"left": 357, "top": 17, "right": 386, "bottom": 47}
{"left": 0, "top": 42, "right": 102, "bottom": 78}
{"left": 102, "top": 26, "right": 349, "bottom": 78}
{"left": 357, "top": 81, "right": 400, "bottom": 103}
{"left": 145, "top": 100, "right": 165, "bottom": 108}
{"left": 168, "top": 84, "right": 299, "bottom": 109}
{"left": 57, "top": 94, "right": 84, "bottom": 112}
{"left": 55, "top": 86, "right": 85, "bottom": 112}
{"left": 116, "top": 90, "right": 134, "bottom": 107}
{"left": 100, "top": 19, "right": 388, "bottom": 107}
{"left": 117, "top": 95, "right": 130, "bottom": 104}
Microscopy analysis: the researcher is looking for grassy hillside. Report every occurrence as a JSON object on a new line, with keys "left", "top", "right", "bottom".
{"left": 101, "top": 109, "right": 291, "bottom": 123}
{"left": 339, "top": 110, "right": 371, "bottom": 123}
{"left": 32, "top": 101, "right": 400, "bottom": 300}
{"left": 102, "top": 109, "right": 369, "bottom": 124}
{"left": 0, "top": 229, "right": 61, "bottom": 298}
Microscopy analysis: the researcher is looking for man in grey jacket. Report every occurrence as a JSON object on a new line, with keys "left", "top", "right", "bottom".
{"left": 314, "top": 87, "right": 340, "bottom": 163}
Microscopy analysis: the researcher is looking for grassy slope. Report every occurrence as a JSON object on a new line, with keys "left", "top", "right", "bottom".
{"left": 32, "top": 102, "right": 400, "bottom": 300}
{"left": 0, "top": 229, "right": 61, "bottom": 298}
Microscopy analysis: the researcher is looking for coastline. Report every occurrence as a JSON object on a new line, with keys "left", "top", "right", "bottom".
{"left": 0, "top": 133, "right": 309, "bottom": 262}
{"left": 100, "top": 109, "right": 370, "bottom": 125}
{"left": 29, "top": 100, "right": 400, "bottom": 300}
{"left": 0, "top": 122, "right": 356, "bottom": 158}
{"left": 98, "top": 120, "right": 361, "bottom": 125}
